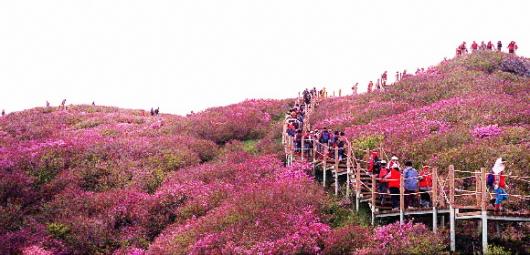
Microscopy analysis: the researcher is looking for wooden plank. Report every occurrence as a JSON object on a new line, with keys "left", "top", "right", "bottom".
{"left": 449, "top": 165, "right": 455, "bottom": 207}
{"left": 334, "top": 146, "right": 339, "bottom": 196}
{"left": 346, "top": 144, "right": 351, "bottom": 198}
{"left": 432, "top": 167, "right": 438, "bottom": 234}
{"left": 400, "top": 171, "right": 404, "bottom": 224}
{"left": 323, "top": 144, "right": 327, "bottom": 187}
{"left": 481, "top": 167, "right": 488, "bottom": 254}
{"left": 356, "top": 163, "right": 361, "bottom": 212}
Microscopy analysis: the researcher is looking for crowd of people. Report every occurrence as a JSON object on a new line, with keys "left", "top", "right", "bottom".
{"left": 456, "top": 40, "right": 518, "bottom": 56}
{"left": 286, "top": 91, "right": 511, "bottom": 213}
{"left": 368, "top": 151, "right": 433, "bottom": 210}
{"left": 286, "top": 89, "right": 349, "bottom": 161}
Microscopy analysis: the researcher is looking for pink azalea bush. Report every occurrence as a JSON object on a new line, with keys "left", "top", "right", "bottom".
{"left": 354, "top": 221, "right": 445, "bottom": 255}
{"left": 472, "top": 124, "right": 502, "bottom": 138}
{"left": 1, "top": 50, "right": 528, "bottom": 254}
{"left": 149, "top": 158, "right": 330, "bottom": 254}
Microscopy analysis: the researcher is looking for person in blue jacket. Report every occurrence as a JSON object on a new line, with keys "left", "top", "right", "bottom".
{"left": 403, "top": 160, "right": 419, "bottom": 209}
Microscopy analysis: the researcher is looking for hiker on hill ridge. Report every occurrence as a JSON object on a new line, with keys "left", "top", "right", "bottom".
{"left": 60, "top": 99, "right": 66, "bottom": 110}
{"left": 479, "top": 41, "right": 486, "bottom": 51}
{"left": 487, "top": 41, "right": 494, "bottom": 50}
{"left": 367, "top": 81, "right": 374, "bottom": 93}
{"left": 508, "top": 41, "right": 518, "bottom": 54}
{"left": 497, "top": 41, "right": 502, "bottom": 51}
{"left": 351, "top": 82, "right": 358, "bottom": 96}
{"left": 471, "top": 41, "right": 478, "bottom": 52}
{"left": 381, "top": 71, "right": 388, "bottom": 87}
{"left": 1, "top": 109, "right": 5, "bottom": 116}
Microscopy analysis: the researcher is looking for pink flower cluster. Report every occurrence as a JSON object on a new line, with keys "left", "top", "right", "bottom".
{"left": 472, "top": 124, "right": 502, "bottom": 138}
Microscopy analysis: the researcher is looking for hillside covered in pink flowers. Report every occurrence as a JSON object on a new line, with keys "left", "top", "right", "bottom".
{"left": 1, "top": 51, "right": 529, "bottom": 254}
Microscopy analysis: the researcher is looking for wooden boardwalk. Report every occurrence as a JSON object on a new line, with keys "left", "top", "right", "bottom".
{"left": 283, "top": 94, "right": 530, "bottom": 254}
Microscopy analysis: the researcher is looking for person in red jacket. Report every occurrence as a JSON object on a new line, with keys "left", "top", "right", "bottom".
{"left": 381, "top": 71, "right": 388, "bottom": 87}
{"left": 508, "top": 41, "right": 518, "bottom": 54}
{"left": 471, "top": 41, "right": 478, "bottom": 52}
{"left": 486, "top": 41, "right": 493, "bottom": 50}
{"left": 377, "top": 160, "right": 389, "bottom": 205}
{"left": 387, "top": 156, "right": 400, "bottom": 170}
{"left": 418, "top": 166, "right": 433, "bottom": 207}
{"left": 385, "top": 165, "right": 401, "bottom": 210}
{"left": 367, "top": 81, "right": 374, "bottom": 93}
{"left": 368, "top": 151, "right": 379, "bottom": 173}
{"left": 459, "top": 42, "right": 468, "bottom": 55}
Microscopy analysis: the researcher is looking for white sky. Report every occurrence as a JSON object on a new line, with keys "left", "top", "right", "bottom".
{"left": 1, "top": 0, "right": 529, "bottom": 115}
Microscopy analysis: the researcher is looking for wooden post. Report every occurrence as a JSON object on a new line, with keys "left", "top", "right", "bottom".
{"left": 399, "top": 172, "right": 404, "bottom": 224}
{"left": 323, "top": 145, "right": 327, "bottom": 187}
{"left": 371, "top": 174, "right": 376, "bottom": 226}
{"left": 301, "top": 134, "right": 305, "bottom": 161}
{"left": 481, "top": 167, "right": 488, "bottom": 254}
{"left": 312, "top": 142, "right": 317, "bottom": 176}
{"left": 346, "top": 144, "right": 351, "bottom": 198}
{"left": 449, "top": 165, "right": 456, "bottom": 253}
{"left": 432, "top": 167, "right": 438, "bottom": 233}
{"left": 334, "top": 146, "right": 339, "bottom": 196}
{"left": 476, "top": 171, "right": 482, "bottom": 208}
{"left": 356, "top": 163, "right": 361, "bottom": 212}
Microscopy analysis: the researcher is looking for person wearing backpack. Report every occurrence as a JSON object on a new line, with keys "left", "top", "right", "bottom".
{"left": 403, "top": 160, "right": 419, "bottom": 209}
{"left": 418, "top": 166, "right": 432, "bottom": 208}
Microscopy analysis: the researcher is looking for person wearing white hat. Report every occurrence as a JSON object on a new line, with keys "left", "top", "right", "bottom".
{"left": 388, "top": 156, "right": 400, "bottom": 170}
{"left": 486, "top": 157, "right": 508, "bottom": 212}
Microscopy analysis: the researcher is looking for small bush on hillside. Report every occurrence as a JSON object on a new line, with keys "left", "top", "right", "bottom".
{"left": 500, "top": 57, "right": 530, "bottom": 77}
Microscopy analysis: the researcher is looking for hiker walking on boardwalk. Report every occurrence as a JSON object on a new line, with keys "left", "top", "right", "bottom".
{"left": 471, "top": 41, "right": 478, "bottom": 52}
{"left": 368, "top": 151, "right": 380, "bottom": 173}
{"left": 388, "top": 156, "right": 400, "bottom": 170}
{"left": 418, "top": 166, "right": 432, "bottom": 207}
{"left": 367, "top": 81, "right": 374, "bottom": 93}
{"left": 497, "top": 41, "right": 503, "bottom": 51}
{"left": 403, "top": 160, "right": 419, "bottom": 208}
{"left": 487, "top": 157, "right": 508, "bottom": 212}
{"left": 377, "top": 160, "right": 389, "bottom": 205}
{"left": 508, "top": 41, "right": 518, "bottom": 54}
{"left": 385, "top": 165, "right": 401, "bottom": 210}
